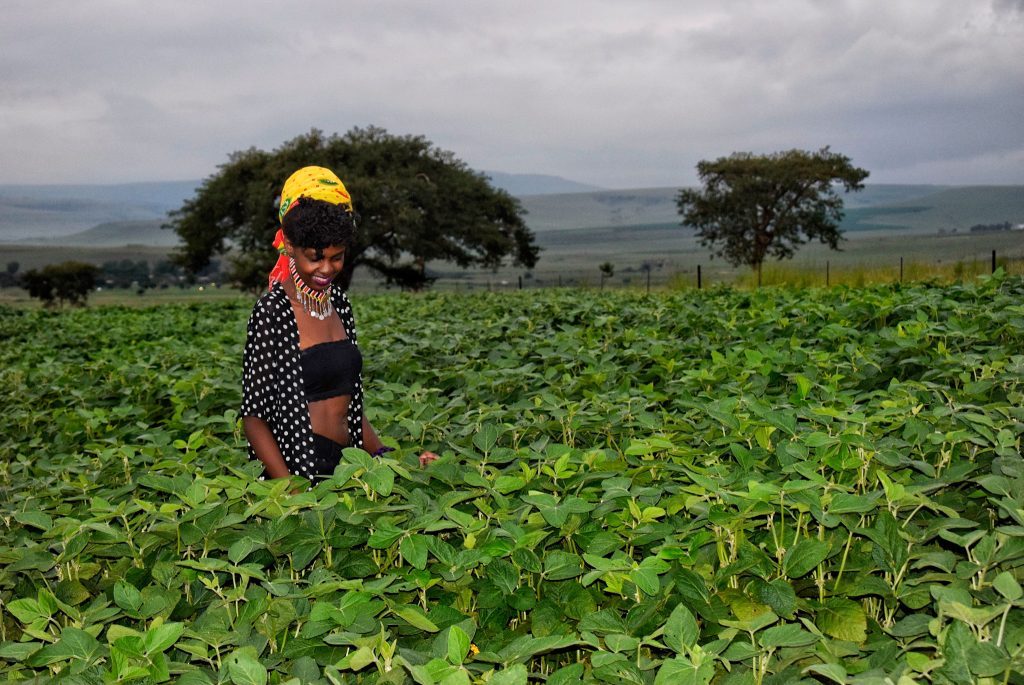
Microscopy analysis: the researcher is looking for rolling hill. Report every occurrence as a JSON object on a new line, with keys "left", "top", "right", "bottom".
{"left": 1, "top": 181, "right": 1022, "bottom": 248}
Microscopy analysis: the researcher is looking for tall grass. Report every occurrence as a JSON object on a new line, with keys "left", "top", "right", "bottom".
{"left": 719, "top": 256, "right": 1024, "bottom": 289}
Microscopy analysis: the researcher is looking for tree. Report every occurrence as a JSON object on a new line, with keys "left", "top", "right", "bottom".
{"left": 100, "top": 259, "right": 152, "bottom": 289}
{"left": 599, "top": 262, "right": 614, "bottom": 290}
{"left": 169, "top": 127, "right": 540, "bottom": 292}
{"left": 0, "top": 261, "right": 19, "bottom": 288}
{"left": 676, "top": 147, "right": 868, "bottom": 285}
{"left": 21, "top": 261, "right": 99, "bottom": 307}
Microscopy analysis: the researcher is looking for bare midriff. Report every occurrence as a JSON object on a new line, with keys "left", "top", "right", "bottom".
{"left": 308, "top": 395, "right": 351, "bottom": 446}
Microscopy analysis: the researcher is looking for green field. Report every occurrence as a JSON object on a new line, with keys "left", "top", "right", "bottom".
{"left": 2, "top": 278, "right": 1024, "bottom": 683}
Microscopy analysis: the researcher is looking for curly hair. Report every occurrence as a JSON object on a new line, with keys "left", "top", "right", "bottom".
{"left": 281, "top": 196, "right": 358, "bottom": 255}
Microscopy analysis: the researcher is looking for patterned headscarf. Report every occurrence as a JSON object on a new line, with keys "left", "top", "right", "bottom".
{"left": 268, "top": 166, "right": 354, "bottom": 289}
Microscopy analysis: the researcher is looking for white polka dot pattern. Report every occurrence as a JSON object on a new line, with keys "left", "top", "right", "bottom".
{"left": 241, "top": 283, "right": 364, "bottom": 473}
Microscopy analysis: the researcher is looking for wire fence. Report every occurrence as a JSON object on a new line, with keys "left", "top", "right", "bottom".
{"left": 353, "top": 248, "right": 1024, "bottom": 295}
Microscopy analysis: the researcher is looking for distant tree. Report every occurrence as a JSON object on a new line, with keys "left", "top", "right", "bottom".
{"left": 101, "top": 259, "right": 152, "bottom": 288}
{"left": 21, "top": 261, "right": 99, "bottom": 307}
{"left": 0, "top": 261, "right": 19, "bottom": 288}
{"left": 168, "top": 127, "right": 540, "bottom": 292}
{"left": 599, "top": 262, "right": 614, "bottom": 290}
{"left": 152, "top": 259, "right": 184, "bottom": 286}
{"left": 677, "top": 147, "right": 868, "bottom": 285}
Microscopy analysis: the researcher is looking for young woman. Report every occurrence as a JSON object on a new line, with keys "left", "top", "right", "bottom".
{"left": 241, "top": 166, "right": 436, "bottom": 483}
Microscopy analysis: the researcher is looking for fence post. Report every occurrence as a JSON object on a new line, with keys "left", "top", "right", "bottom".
{"left": 993, "top": 250, "right": 997, "bottom": 274}
{"left": 697, "top": 265, "right": 702, "bottom": 290}
{"left": 518, "top": 275, "right": 523, "bottom": 290}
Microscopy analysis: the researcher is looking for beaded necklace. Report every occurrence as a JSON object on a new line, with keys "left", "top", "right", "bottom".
{"left": 289, "top": 258, "right": 333, "bottom": 320}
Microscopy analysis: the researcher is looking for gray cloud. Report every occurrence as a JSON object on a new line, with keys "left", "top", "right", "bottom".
{"left": 1, "top": 0, "right": 1021, "bottom": 186}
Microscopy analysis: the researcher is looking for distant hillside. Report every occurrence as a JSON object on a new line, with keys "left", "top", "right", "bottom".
{"left": 60, "top": 220, "right": 178, "bottom": 247}
{"left": 847, "top": 186, "right": 1024, "bottom": 232}
{"left": 2, "top": 181, "right": 1022, "bottom": 246}
{"left": 0, "top": 180, "right": 198, "bottom": 210}
{"left": 0, "top": 181, "right": 197, "bottom": 242}
{"left": 521, "top": 184, "right": 1024, "bottom": 235}
{"left": 519, "top": 187, "right": 681, "bottom": 231}
{"left": 839, "top": 184, "right": 949, "bottom": 208}
{"left": 484, "top": 172, "right": 604, "bottom": 195}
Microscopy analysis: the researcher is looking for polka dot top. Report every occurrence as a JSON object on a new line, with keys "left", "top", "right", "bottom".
{"left": 241, "top": 283, "right": 364, "bottom": 476}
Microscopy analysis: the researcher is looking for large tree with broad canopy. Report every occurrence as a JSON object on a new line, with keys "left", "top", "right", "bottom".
{"left": 169, "top": 127, "right": 539, "bottom": 291}
{"left": 677, "top": 147, "right": 869, "bottom": 285}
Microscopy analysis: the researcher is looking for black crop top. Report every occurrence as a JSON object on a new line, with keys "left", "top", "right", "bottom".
{"left": 300, "top": 339, "right": 363, "bottom": 402}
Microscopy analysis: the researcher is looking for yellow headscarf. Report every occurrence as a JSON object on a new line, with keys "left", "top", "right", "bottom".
{"left": 278, "top": 166, "right": 353, "bottom": 223}
{"left": 269, "top": 166, "right": 354, "bottom": 290}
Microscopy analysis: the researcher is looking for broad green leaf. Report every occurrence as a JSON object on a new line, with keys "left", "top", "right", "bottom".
{"left": 940, "top": 601, "right": 1006, "bottom": 629}
{"left": 489, "top": 559, "right": 519, "bottom": 595}
{"left": 547, "top": 663, "right": 585, "bottom": 685}
{"left": 363, "top": 463, "right": 395, "bottom": 496}
{"left": 14, "top": 511, "right": 52, "bottom": 531}
{"left": 447, "top": 626, "right": 471, "bottom": 665}
{"left": 488, "top": 664, "right": 528, "bottom": 685}
{"left": 112, "top": 635, "right": 145, "bottom": 661}
{"left": 968, "top": 641, "right": 1010, "bottom": 677}
{"left": 401, "top": 534, "right": 430, "bottom": 570}
{"left": 604, "top": 633, "right": 640, "bottom": 652}
{"left": 630, "top": 567, "right": 661, "bottom": 596}
{"left": 227, "top": 535, "right": 264, "bottom": 564}
{"left": 783, "top": 539, "right": 829, "bottom": 578}
{"left": 7, "top": 598, "right": 49, "bottom": 624}
{"left": 395, "top": 606, "right": 440, "bottom": 632}
{"left": 27, "top": 627, "right": 101, "bottom": 667}
{"left": 935, "top": 620, "right": 974, "bottom": 684}
{"left": 473, "top": 424, "right": 500, "bottom": 454}
{"left": 992, "top": 571, "right": 1022, "bottom": 601}
{"left": 543, "top": 551, "right": 583, "bottom": 580}
{"left": 368, "top": 521, "right": 405, "bottom": 549}
{"left": 654, "top": 656, "right": 714, "bottom": 685}
{"left": 143, "top": 621, "right": 184, "bottom": 655}
{"left": 347, "top": 646, "right": 376, "bottom": 671}
{"left": 663, "top": 603, "right": 700, "bottom": 653}
{"left": 829, "top": 492, "right": 878, "bottom": 514}
{"left": 495, "top": 475, "right": 526, "bottom": 493}
{"left": 496, "top": 635, "right": 582, "bottom": 664}
{"left": 816, "top": 598, "right": 867, "bottom": 642}
{"left": 227, "top": 647, "right": 268, "bottom": 685}
{"left": 754, "top": 578, "right": 797, "bottom": 618}
{"left": 114, "top": 580, "right": 144, "bottom": 615}
{"left": 759, "top": 623, "right": 817, "bottom": 648}
{"left": 803, "top": 663, "right": 847, "bottom": 684}
{"left": 578, "top": 609, "right": 628, "bottom": 635}
{"left": 149, "top": 652, "right": 170, "bottom": 682}
{"left": 0, "top": 641, "right": 42, "bottom": 661}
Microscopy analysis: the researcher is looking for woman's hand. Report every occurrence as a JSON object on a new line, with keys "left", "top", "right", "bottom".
{"left": 419, "top": 451, "right": 439, "bottom": 467}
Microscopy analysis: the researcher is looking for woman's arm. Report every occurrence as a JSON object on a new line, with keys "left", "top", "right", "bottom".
{"left": 362, "top": 414, "right": 437, "bottom": 465}
{"left": 243, "top": 416, "right": 291, "bottom": 478}
{"left": 361, "top": 415, "right": 385, "bottom": 455}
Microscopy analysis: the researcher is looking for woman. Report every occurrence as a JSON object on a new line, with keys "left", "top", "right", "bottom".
{"left": 241, "top": 166, "right": 436, "bottom": 483}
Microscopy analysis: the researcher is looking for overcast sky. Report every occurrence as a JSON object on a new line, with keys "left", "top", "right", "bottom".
{"left": 2, "top": 0, "right": 1022, "bottom": 188}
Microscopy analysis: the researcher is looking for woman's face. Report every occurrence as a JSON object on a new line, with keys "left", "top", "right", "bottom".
{"left": 287, "top": 241, "right": 346, "bottom": 291}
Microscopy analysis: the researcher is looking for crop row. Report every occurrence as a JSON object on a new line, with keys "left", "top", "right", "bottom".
{"left": 1, "top": 274, "right": 1024, "bottom": 684}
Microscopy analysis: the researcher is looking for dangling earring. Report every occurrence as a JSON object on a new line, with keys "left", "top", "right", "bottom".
{"left": 289, "top": 257, "right": 333, "bottom": 320}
